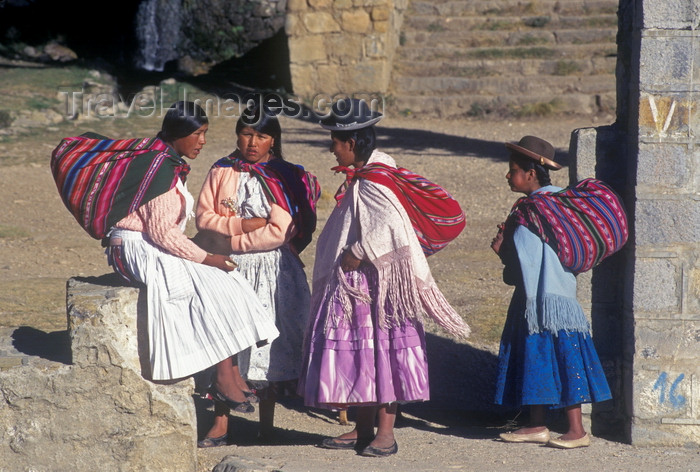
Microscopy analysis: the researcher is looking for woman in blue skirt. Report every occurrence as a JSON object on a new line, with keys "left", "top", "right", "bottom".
{"left": 490, "top": 136, "right": 612, "bottom": 449}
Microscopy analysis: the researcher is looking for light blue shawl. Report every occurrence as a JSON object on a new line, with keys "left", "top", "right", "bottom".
{"left": 512, "top": 186, "right": 591, "bottom": 335}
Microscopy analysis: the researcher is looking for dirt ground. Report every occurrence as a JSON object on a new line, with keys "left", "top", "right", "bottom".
{"left": 2, "top": 109, "right": 699, "bottom": 471}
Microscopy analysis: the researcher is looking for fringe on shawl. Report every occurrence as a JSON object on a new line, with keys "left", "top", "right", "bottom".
{"left": 524, "top": 293, "right": 590, "bottom": 336}
{"left": 418, "top": 282, "right": 471, "bottom": 338}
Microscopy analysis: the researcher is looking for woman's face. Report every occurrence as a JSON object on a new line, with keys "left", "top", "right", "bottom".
{"left": 170, "top": 124, "right": 208, "bottom": 160}
{"left": 506, "top": 158, "right": 539, "bottom": 195}
{"left": 237, "top": 126, "right": 274, "bottom": 164}
{"left": 330, "top": 136, "right": 358, "bottom": 168}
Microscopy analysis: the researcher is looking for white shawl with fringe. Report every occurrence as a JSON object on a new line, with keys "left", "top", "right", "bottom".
{"left": 312, "top": 151, "right": 470, "bottom": 338}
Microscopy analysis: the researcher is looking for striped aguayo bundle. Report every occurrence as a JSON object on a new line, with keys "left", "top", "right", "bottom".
{"left": 507, "top": 178, "right": 628, "bottom": 274}
{"left": 51, "top": 132, "right": 190, "bottom": 240}
{"left": 333, "top": 162, "right": 466, "bottom": 256}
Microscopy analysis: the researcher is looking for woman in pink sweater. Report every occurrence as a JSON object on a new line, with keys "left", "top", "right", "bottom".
{"left": 106, "top": 101, "right": 279, "bottom": 414}
{"left": 194, "top": 104, "right": 320, "bottom": 445}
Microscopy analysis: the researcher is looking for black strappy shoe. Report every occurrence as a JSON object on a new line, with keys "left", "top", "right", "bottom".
{"left": 208, "top": 386, "right": 255, "bottom": 413}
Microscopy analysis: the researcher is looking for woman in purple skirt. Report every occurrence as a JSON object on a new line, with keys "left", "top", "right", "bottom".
{"left": 297, "top": 99, "right": 470, "bottom": 457}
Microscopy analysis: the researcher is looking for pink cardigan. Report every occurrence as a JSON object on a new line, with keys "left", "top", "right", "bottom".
{"left": 195, "top": 166, "right": 295, "bottom": 253}
{"left": 115, "top": 186, "right": 207, "bottom": 263}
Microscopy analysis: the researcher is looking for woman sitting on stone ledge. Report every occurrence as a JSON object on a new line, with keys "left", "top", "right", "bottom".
{"left": 52, "top": 101, "right": 279, "bottom": 409}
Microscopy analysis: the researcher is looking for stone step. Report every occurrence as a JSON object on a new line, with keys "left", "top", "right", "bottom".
{"left": 387, "top": 91, "right": 616, "bottom": 119}
{"left": 400, "top": 27, "right": 617, "bottom": 49}
{"left": 403, "top": 14, "right": 617, "bottom": 34}
{"left": 394, "top": 55, "right": 616, "bottom": 79}
{"left": 392, "top": 74, "right": 615, "bottom": 96}
{"left": 408, "top": 0, "right": 618, "bottom": 17}
{"left": 396, "top": 42, "right": 617, "bottom": 63}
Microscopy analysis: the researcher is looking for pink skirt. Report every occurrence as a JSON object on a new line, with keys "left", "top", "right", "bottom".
{"left": 298, "top": 266, "right": 430, "bottom": 408}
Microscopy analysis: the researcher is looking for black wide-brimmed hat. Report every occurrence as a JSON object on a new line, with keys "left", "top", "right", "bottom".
{"left": 320, "top": 98, "right": 383, "bottom": 131}
{"left": 505, "top": 135, "right": 562, "bottom": 170}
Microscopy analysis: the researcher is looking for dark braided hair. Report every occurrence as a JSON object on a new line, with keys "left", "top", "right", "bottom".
{"left": 330, "top": 126, "right": 377, "bottom": 163}
{"left": 158, "top": 101, "right": 208, "bottom": 143}
{"left": 236, "top": 105, "right": 283, "bottom": 159}
{"left": 510, "top": 152, "right": 552, "bottom": 186}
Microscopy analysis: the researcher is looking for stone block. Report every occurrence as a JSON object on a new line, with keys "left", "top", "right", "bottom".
{"left": 327, "top": 35, "right": 363, "bottom": 64}
{"left": 641, "top": 0, "right": 698, "bottom": 29}
{"left": 638, "top": 93, "right": 694, "bottom": 140}
{"left": 345, "top": 61, "right": 389, "bottom": 92}
{"left": 689, "top": 263, "right": 700, "bottom": 313}
{"left": 287, "top": 0, "right": 309, "bottom": 12}
{"left": 334, "top": 0, "right": 354, "bottom": 9}
{"left": 633, "top": 368, "right": 697, "bottom": 425}
{"left": 639, "top": 35, "right": 695, "bottom": 88}
{"left": 342, "top": 9, "right": 371, "bottom": 32}
{"left": 302, "top": 11, "right": 340, "bottom": 33}
{"left": 373, "top": 19, "right": 389, "bottom": 33}
{"left": 315, "top": 64, "right": 342, "bottom": 93}
{"left": 288, "top": 35, "right": 328, "bottom": 63}
{"left": 635, "top": 198, "right": 700, "bottom": 246}
{"left": 308, "top": 0, "right": 332, "bottom": 8}
{"left": 363, "top": 34, "right": 386, "bottom": 58}
{"left": 285, "top": 14, "right": 302, "bottom": 35}
{"left": 635, "top": 319, "right": 700, "bottom": 362}
{"left": 569, "top": 126, "right": 598, "bottom": 182}
{"left": 633, "top": 257, "right": 680, "bottom": 314}
{"left": 637, "top": 142, "right": 693, "bottom": 190}
{"left": 371, "top": 6, "right": 391, "bottom": 21}
{"left": 0, "top": 275, "right": 197, "bottom": 471}
{"left": 289, "top": 64, "right": 316, "bottom": 99}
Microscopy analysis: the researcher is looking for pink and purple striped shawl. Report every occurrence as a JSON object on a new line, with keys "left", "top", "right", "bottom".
{"left": 51, "top": 132, "right": 190, "bottom": 240}
{"left": 506, "top": 178, "right": 629, "bottom": 274}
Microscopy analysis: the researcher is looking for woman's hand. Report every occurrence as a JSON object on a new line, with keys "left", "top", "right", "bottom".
{"left": 241, "top": 217, "right": 267, "bottom": 233}
{"left": 203, "top": 253, "right": 237, "bottom": 272}
{"left": 340, "top": 250, "right": 362, "bottom": 272}
{"left": 491, "top": 223, "right": 505, "bottom": 254}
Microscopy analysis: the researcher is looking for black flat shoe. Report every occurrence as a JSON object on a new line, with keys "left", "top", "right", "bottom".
{"left": 197, "top": 433, "right": 228, "bottom": 448}
{"left": 360, "top": 441, "right": 398, "bottom": 457}
{"left": 319, "top": 437, "right": 373, "bottom": 451}
{"left": 319, "top": 437, "right": 357, "bottom": 450}
{"left": 208, "top": 386, "right": 255, "bottom": 413}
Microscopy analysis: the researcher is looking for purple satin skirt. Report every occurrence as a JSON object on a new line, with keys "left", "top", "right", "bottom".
{"left": 298, "top": 266, "right": 430, "bottom": 408}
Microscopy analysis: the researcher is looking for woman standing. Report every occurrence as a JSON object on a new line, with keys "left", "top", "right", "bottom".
{"left": 298, "top": 99, "right": 470, "bottom": 457}
{"left": 195, "top": 105, "right": 320, "bottom": 445}
{"left": 491, "top": 136, "right": 612, "bottom": 449}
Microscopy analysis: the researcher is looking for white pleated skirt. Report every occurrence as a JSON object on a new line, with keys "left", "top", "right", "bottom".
{"left": 110, "top": 229, "right": 279, "bottom": 381}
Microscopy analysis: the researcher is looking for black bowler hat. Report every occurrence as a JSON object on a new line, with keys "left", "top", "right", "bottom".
{"left": 320, "top": 98, "right": 383, "bottom": 131}
{"left": 506, "top": 135, "right": 562, "bottom": 170}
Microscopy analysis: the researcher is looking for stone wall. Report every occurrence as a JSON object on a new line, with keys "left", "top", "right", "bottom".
{"left": 285, "top": 0, "right": 407, "bottom": 103}
{"left": 0, "top": 275, "right": 197, "bottom": 471}
{"left": 571, "top": 0, "right": 700, "bottom": 445}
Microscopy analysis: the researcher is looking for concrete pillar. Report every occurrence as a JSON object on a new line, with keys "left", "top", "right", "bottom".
{"left": 571, "top": 0, "right": 700, "bottom": 445}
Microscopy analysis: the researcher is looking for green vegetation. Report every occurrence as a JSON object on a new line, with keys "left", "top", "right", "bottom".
{"left": 478, "top": 20, "right": 517, "bottom": 31}
{"left": 523, "top": 16, "right": 551, "bottom": 28}
{"left": 0, "top": 64, "right": 213, "bottom": 165}
{"left": 468, "top": 47, "right": 553, "bottom": 59}
{"left": 0, "top": 225, "right": 30, "bottom": 239}
{"left": 554, "top": 60, "right": 582, "bottom": 76}
{"left": 515, "top": 34, "right": 550, "bottom": 46}
{"left": 426, "top": 22, "right": 446, "bottom": 32}
{"left": 512, "top": 99, "right": 562, "bottom": 117}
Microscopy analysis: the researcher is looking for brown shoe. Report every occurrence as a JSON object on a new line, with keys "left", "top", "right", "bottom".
{"left": 546, "top": 433, "right": 591, "bottom": 449}
{"left": 499, "top": 428, "right": 550, "bottom": 444}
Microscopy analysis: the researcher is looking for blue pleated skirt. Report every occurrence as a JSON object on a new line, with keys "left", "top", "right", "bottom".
{"left": 494, "top": 293, "right": 612, "bottom": 409}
